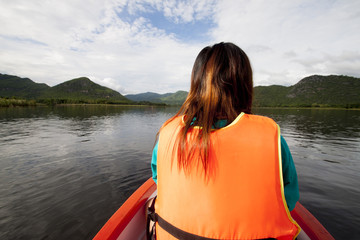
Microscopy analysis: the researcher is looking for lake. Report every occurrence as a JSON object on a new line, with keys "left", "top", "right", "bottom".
{"left": 0, "top": 105, "right": 359, "bottom": 239}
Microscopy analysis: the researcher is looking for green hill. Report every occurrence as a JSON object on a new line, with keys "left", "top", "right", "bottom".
{"left": 253, "top": 75, "right": 360, "bottom": 108}
{"left": 1, "top": 73, "right": 359, "bottom": 107}
{"left": 253, "top": 85, "right": 289, "bottom": 107}
{"left": 0, "top": 74, "right": 131, "bottom": 105}
{"left": 125, "top": 91, "right": 188, "bottom": 105}
{"left": 0, "top": 73, "right": 50, "bottom": 99}
{"left": 40, "top": 77, "right": 129, "bottom": 103}
{"left": 160, "top": 90, "right": 188, "bottom": 105}
{"left": 125, "top": 92, "right": 172, "bottom": 102}
{"left": 126, "top": 75, "right": 360, "bottom": 108}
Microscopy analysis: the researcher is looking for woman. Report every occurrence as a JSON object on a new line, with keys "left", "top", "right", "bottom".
{"left": 151, "top": 42, "right": 300, "bottom": 239}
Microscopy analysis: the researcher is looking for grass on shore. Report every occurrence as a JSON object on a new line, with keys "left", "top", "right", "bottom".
{"left": 0, "top": 98, "right": 167, "bottom": 108}
{"left": 1, "top": 97, "right": 359, "bottom": 109}
{"left": 0, "top": 98, "right": 37, "bottom": 107}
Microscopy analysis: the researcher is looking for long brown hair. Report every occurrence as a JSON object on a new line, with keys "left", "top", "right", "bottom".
{"left": 163, "top": 42, "right": 253, "bottom": 175}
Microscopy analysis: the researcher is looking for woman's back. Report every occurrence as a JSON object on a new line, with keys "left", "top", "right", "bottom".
{"left": 155, "top": 113, "right": 300, "bottom": 239}
{"left": 152, "top": 42, "right": 300, "bottom": 240}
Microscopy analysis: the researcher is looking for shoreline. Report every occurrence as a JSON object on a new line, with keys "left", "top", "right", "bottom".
{"left": 2, "top": 104, "right": 359, "bottom": 110}
{"left": 1, "top": 98, "right": 359, "bottom": 110}
{"left": 0, "top": 98, "right": 167, "bottom": 108}
{"left": 253, "top": 106, "right": 360, "bottom": 111}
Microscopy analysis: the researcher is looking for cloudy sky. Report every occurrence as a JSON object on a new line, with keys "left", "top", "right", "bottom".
{"left": 0, "top": 0, "right": 359, "bottom": 94}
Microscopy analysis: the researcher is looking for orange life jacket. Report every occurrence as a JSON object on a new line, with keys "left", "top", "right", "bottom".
{"left": 155, "top": 113, "right": 300, "bottom": 240}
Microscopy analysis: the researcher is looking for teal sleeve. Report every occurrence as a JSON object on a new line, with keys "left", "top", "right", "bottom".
{"left": 281, "top": 136, "right": 299, "bottom": 211}
{"left": 151, "top": 141, "right": 158, "bottom": 184}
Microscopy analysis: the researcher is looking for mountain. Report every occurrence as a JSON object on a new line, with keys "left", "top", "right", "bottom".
{"left": 0, "top": 74, "right": 131, "bottom": 104}
{"left": 40, "top": 77, "right": 129, "bottom": 102}
{"left": 125, "top": 92, "right": 172, "bottom": 102}
{"left": 0, "top": 73, "right": 50, "bottom": 98}
{"left": 126, "top": 75, "right": 360, "bottom": 108}
{"left": 253, "top": 85, "right": 289, "bottom": 107}
{"left": 1, "top": 73, "right": 359, "bottom": 107}
{"left": 253, "top": 75, "right": 360, "bottom": 108}
{"left": 159, "top": 90, "right": 188, "bottom": 105}
{"left": 126, "top": 91, "right": 188, "bottom": 105}
{"left": 286, "top": 75, "right": 360, "bottom": 106}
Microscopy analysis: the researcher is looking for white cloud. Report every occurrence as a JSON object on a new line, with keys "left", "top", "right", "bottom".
{"left": 121, "top": 0, "right": 216, "bottom": 23}
{"left": 211, "top": 0, "right": 360, "bottom": 86}
{"left": 0, "top": 0, "right": 208, "bottom": 94}
{"left": 0, "top": 0, "right": 359, "bottom": 95}
{"left": 294, "top": 50, "right": 360, "bottom": 77}
{"left": 88, "top": 76, "right": 126, "bottom": 93}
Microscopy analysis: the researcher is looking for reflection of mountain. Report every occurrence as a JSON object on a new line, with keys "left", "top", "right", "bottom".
{"left": 255, "top": 108, "right": 360, "bottom": 139}
{"left": 52, "top": 105, "right": 129, "bottom": 119}
{"left": 52, "top": 106, "right": 126, "bottom": 140}
{"left": 66, "top": 117, "right": 98, "bottom": 139}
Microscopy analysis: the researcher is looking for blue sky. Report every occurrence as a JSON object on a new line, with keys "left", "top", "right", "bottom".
{"left": 117, "top": 1, "right": 215, "bottom": 42}
{"left": 0, "top": 0, "right": 359, "bottom": 94}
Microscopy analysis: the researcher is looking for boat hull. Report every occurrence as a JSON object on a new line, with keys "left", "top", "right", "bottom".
{"left": 94, "top": 178, "right": 334, "bottom": 240}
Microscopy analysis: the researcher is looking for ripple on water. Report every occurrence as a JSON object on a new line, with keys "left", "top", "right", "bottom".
{"left": 1, "top": 107, "right": 359, "bottom": 239}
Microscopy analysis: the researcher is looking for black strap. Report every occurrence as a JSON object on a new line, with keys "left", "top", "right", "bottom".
{"left": 155, "top": 213, "right": 277, "bottom": 240}
{"left": 146, "top": 197, "right": 157, "bottom": 240}
{"left": 156, "top": 213, "right": 220, "bottom": 240}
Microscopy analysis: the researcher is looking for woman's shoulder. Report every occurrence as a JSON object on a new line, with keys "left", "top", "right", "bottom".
{"left": 160, "top": 115, "right": 184, "bottom": 130}
{"left": 243, "top": 113, "right": 278, "bottom": 126}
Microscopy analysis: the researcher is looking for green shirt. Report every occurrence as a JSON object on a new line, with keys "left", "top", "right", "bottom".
{"left": 151, "top": 120, "right": 299, "bottom": 211}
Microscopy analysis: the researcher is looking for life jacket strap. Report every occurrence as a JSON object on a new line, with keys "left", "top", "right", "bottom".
{"left": 155, "top": 213, "right": 277, "bottom": 240}
{"left": 156, "top": 213, "right": 218, "bottom": 240}
{"left": 146, "top": 197, "right": 157, "bottom": 240}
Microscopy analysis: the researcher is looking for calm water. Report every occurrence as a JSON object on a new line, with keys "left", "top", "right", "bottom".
{"left": 0, "top": 106, "right": 359, "bottom": 239}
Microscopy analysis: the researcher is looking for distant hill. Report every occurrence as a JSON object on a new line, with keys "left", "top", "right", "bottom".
{"left": 253, "top": 75, "right": 360, "bottom": 108}
{"left": 0, "top": 73, "right": 50, "bottom": 99}
{"left": 126, "top": 90, "right": 188, "bottom": 105}
{"left": 1, "top": 73, "right": 359, "bottom": 107}
{"left": 40, "top": 77, "right": 129, "bottom": 102}
{"left": 160, "top": 90, "right": 188, "bottom": 105}
{"left": 0, "top": 74, "right": 131, "bottom": 104}
{"left": 125, "top": 92, "right": 172, "bottom": 102}
{"left": 126, "top": 75, "right": 360, "bottom": 108}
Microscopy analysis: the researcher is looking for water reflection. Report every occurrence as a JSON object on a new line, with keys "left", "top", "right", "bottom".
{"left": 0, "top": 106, "right": 358, "bottom": 239}
{"left": 255, "top": 108, "right": 360, "bottom": 138}
{"left": 255, "top": 108, "right": 360, "bottom": 239}
{"left": 0, "top": 105, "right": 178, "bottom": 239}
